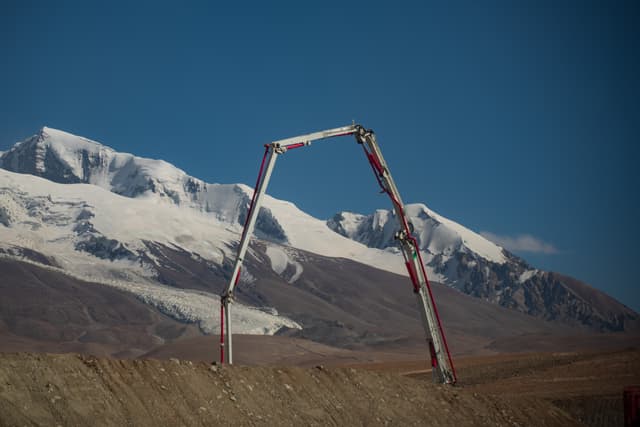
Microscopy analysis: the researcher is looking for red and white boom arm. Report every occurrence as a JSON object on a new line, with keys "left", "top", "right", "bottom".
{"left": 219, "top": 124, "right": 457, "bottom": 384}
{"left": 355, "top": 126, "right": 457, "bottom": 384}
{"left": 219, "top": 125, "right": 357, "bottom": 365}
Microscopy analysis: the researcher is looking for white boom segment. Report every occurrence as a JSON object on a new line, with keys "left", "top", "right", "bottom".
{"left": 219, "top": 124, "right": 457, "bottom": 384}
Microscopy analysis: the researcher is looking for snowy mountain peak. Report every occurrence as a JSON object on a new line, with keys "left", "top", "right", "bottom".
{"left": 406, "top": 203, "right": 506, "bottom": 264}
{"left": 3, "top": 126, "right": 117, "bottom": 183}
{"left": 328, "top": 203, "right": 506, "bottom": 265}
{"left": 0, "top": 128, "right": 293, "bottom": 244}
{"left": 1, "top": 126, "right": 203, "bottom": 202}
{"left": 40, "top": 126, "right": 110, "bottom": 150}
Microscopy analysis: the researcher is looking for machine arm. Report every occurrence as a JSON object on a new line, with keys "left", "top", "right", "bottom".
{"left": 219, "top": 124, "right": 456, "bottom": 385}
{"left": 355, "top": 125, "right": 457, "bottom": 384}
{"left": 219, "top": 125, "right": 358, "bottom": 364}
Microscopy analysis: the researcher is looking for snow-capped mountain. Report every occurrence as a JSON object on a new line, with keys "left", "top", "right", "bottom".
{"left": 1, "top": 127, "right": 637, "bottom": 336}
{"left": 0, "top": 127, "right": 287, "bottom": 240}
{"left": 0, "top": 127, "right": 410, "bottom": 274}
{"left": 328, "top": 206, "right": 523, "bottom": 299}
{"left": 328, "top": 205, "right": 507, "bottom": 265}
{"left": 327, "top": 207, "right": 637, "bottom": 330}
{"left": 0, "top": 167, "right": 301, "bottom": 336}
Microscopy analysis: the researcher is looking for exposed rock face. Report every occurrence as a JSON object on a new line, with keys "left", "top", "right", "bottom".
{"left": 75, "top": 235, "right": 137, "bottom": 261}
{"left": 0, "top": 205, "right": 11, "bottom": 226}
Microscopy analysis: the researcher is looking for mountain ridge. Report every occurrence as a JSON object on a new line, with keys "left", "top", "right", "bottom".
{"left": 0, "top": 126, "right": 637, "bottom": 336}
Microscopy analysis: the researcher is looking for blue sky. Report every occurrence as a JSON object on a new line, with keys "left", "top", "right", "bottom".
{"left": 1, "top": 1, "right": 638, "bottom": 310}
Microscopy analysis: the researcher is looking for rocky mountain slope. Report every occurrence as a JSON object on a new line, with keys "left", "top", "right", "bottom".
{"left": 0, "top": 257, "right": 201, "bottom": 358}
{"left": 328, "top": 206, "right": 638, "bottom": 331}
{"left": 0, "top": 126, "right": 637, "bottom": 342}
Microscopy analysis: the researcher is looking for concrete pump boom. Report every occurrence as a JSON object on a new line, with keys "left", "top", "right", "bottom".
{"left": 219, "top": 124, "right": 457, "bottom": 384}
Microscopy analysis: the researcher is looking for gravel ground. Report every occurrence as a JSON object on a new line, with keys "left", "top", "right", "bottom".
{"left": 0, "top": 352, "right": 577, "bottom": 426}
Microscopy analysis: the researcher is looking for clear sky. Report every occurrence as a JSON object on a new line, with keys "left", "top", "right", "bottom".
{"left": 1, "top": 1, "right": 638, "bottom": 311}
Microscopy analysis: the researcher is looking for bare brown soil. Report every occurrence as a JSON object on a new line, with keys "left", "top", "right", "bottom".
{"left": 0, "top": 348, "right": 637, "bottom": 426}
{"left": 142, "top": 334, "right": 428, "bottom": 367}
{"left": 0, "top": 258, "right": 201, "bottom": 358}
{"left": 354, "top": 349, "right": 640, "bottom": 427}
{"left": 4, "top": 257, "right": 636, "bottom": 363}
{"left": 459, "top": 350, "right": 640, "bottom": 427}
{"left": 0, "top": 351, "right": 579, "bottom": 427}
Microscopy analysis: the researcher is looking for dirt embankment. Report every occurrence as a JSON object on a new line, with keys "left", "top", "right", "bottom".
{"left": 375, "top": 349, "right": 640, "bottom": 427}
{"left": 0, "top": 352, "right": 577, "bottom": 427}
